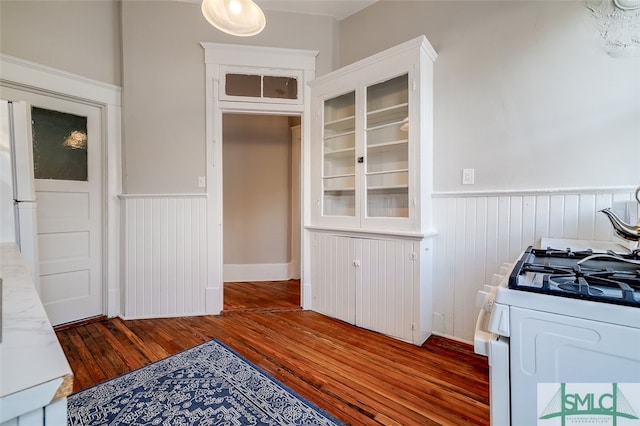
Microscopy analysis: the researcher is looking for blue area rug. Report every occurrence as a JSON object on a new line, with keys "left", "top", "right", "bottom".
{"left": 67, "top": 339, "right": 344, "bottom": 426}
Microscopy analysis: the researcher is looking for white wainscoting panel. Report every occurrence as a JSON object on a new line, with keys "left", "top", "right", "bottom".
{"left": 432, "top": 187, "right": 635, "bottom": 343}
{"left": 121, "top": 194, "right": 209, "bottom": 319}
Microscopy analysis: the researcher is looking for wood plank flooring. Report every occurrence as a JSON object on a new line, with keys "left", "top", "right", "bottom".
{"left": 223, "top": 279, "right": 301, "bottom": 312}
{"left": 56, "top": 280, "right": 489, "bottom": 425}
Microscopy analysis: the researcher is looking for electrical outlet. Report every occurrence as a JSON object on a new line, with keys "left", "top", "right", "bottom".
{"left": 462, "top": 168, "right": 475, "bottom": 185}
{"left": 198, "top": 176, "right": 206, "bottom": 188}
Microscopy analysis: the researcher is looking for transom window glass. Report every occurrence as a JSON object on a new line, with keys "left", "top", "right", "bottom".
{"left": 31, "top": 106, "right": 88, "bottom": 181}
{"left": 225, "top": 74, "right": 261, "bottom": 97}
{"left": 263, "top": 76, "right": 297, "bottom": 99}
{"left": 221, "top": 67, "right": 302, "bottom": 104}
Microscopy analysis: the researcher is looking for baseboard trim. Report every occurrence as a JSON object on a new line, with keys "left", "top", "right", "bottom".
{"left": 108, "top": 288, "right": 120, "bottom": 317}
{"left": 223, "top": 262, "right": 297, "bottom": 282}
{"left": 53, "top": 315, "right": 107, "bottom": 332}
{"left": 430, "top": 331, "right": 473, "bottom": 347}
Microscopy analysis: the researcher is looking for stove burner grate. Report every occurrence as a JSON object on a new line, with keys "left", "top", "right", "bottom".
{"left": 548, "top": 276, "right": 605, "bottom": 296}
{"left": 509, "top": 246, "right": 640, "bottom": 307}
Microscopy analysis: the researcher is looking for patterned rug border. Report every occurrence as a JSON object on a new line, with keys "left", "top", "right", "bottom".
{"left": 68, "top": 337, "right": 345, "bottom": 426}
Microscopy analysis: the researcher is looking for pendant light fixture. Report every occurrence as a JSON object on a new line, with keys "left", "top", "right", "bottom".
{"left": 201, "top": 0, "right": 266, "bottom": 37}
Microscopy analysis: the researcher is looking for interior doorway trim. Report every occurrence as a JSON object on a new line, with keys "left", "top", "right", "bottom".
{"left": 0, "top": 53, "right": 123, "bottom": 318}
{"left": 201, "top": 42, "right": 318, "bottom": 313}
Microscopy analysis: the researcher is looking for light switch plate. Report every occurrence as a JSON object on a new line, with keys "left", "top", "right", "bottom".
{"left": 462, "top": 168, "right": 475, "bottom": 185}
{"left": 198, "top": 176, "right": 206, "bottom": 188}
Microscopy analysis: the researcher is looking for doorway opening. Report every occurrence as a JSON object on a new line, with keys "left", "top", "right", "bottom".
{"left": 221, "top": 113, "right": 301, "bottom": 313}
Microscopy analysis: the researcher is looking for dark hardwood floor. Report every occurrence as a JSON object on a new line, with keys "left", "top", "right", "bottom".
{"left": 223, "top": 279, "right": 301, "bottom": 312}
{"left": 56, "top": 280, "right": 489, "bottom": 425}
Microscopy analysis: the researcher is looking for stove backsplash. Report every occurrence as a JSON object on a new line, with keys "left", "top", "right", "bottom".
{"left": 611, "top": 199, "right": 639, "bottom": 226}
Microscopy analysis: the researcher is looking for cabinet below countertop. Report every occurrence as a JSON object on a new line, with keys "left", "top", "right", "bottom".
{"left": 0, "top": 242, "right": 73, "bottom": 425}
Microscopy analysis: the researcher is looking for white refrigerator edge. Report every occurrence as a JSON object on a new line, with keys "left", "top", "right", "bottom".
{"left": 0, "top": 99, "right": 40, "bottom": 292}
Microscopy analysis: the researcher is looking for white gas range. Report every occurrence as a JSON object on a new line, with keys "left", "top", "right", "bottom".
{"left": 474, "top": 239, "right": 640, "bottom": 425}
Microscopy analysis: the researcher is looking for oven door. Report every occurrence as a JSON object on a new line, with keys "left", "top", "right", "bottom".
{"left": 509, "top": 306, "right": 640, "bottom": 424}
{"left": 488, "top": 335, "right": 510, "bottom": 426}
{"left": 475, "top": 306, "right": 511, "bottom": 425}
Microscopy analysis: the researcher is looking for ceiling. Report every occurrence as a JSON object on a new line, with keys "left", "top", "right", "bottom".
{"left": 255, "top": 0, "right": 378, "bottom": 20}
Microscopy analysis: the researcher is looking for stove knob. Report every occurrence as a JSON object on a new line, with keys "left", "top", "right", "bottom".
{"left": 475, "top": 290, "right": 494, "bottom": 312}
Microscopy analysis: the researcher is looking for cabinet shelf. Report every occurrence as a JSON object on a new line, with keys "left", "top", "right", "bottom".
{"left": 367, "top": 103, "right": 408, "bottom": 129}
{"left": 324, "top": 147, "right": 356, "bottom": 157}
{"left": 367, "top": 184, "right": 408, "bottom": 192}
{"left": 367, "top": 117, "right": 407, "bottom": 132}
{"left": 324, "top": 116, "right": 355, "bottom": 134}
{"left": 324, "top": 129, "right": 355, "bottom": 140}
{"left": 324, "top": 188, "right": 356, "bottom": 194}
{"left": 366, "top": 168, "right": 409, "bottom": 176}
{"left": 367, "top": 139, "right": 408, "bottom": 152}
{"left": 323, "top": 172, "right": 355, "bottom": 179}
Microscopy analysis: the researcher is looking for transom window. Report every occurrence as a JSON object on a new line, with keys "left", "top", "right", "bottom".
{"left": 220, "top": 66, "right": 302, "bottom": 104}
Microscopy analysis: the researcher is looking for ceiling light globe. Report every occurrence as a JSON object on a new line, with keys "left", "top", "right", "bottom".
{"left": 201, "top": 0, "right": 266, "bottom": 37}
{"left": 229, "top": 0, "right": 242, "bottom": 15}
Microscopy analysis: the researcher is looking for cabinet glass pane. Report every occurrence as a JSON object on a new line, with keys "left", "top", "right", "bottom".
{"left": 367, "top": 145, "right": 408, "bottom": 174}
{"left": 31, "top": 106, "right": 88, "bottom": 181}
{"left": 225, "top": 74, "right": 261, "bottom": 97}
{"left": 323, "top": 176, "right": 355, "bottom": 216}
{"left": 263, "top": 76, "right": 297, "bottom": 99}
{"left": 366, "top": 74, "right": 409, "bottom": 218}
{"left": 323, "top": 150, "right": 355, "bottom": 176}
{"left": 323, "top": 92, "right": 355, "bottom": 136}
{"left": 367, "top": 188, "right": 409, "bottom": 218}
{"left": 324, "top": 132, "right": 355, "bottom": 153}
{"left": 323, "top": 91, "right": 356, "bottom": 217}
{"left": 367, "top": 74, "right": 408, "bottom": 113}
{"left": 366, "top": 171, "right": 408, "bottom": 218}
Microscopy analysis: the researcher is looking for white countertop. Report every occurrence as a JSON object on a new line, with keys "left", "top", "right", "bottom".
{"left": 0, "top": 242, "right": 73, "bottom": 421}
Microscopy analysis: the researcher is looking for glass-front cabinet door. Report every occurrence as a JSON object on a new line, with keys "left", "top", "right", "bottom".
{"left": 321, "top": 91, "right": 356, "bottom": 218}
{"left": 365, "top": 74, "right": 409, "bottom": 219}
{"left": 310, "top": 35, "right": 436, "bottom": 233}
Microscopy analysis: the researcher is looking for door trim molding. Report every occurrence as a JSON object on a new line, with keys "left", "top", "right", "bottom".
{"left": 0, "top": 53, "right": 123, "bottom": 318}
{"left": 201, "top": 43, "right": 317, "bottom": 313}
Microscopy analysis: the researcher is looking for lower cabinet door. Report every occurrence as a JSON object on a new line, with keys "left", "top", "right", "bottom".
{"left": 310, "top": 232, "right": 417, "bottom": 343}
{"left": 356, "top": 238, "right": 415, "bottom": 342}
{"left": 310, "top": 232, "right": 356, "bottom": 324}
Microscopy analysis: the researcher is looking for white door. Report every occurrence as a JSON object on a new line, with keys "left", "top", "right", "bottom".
{"left": 1, "top": 87, "right": 103, "bottom": 326}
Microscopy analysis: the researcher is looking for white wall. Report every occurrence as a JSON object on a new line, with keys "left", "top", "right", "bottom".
{"left": 222, "top": 114, "right": 292, "bottom": 270}
{"left": 121, "top": 1, "right": 336, "bottom": 194}
{"left": 339, "top": 1, "right": 640, "bottom": 192}
{"left": 0, "top": 0, "right": 122, "bottom": 86}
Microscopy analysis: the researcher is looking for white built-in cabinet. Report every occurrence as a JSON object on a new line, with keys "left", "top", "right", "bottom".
{"left": 310, "top": 232, "right": 433, "bottom": 344}
{"left": 307, "top": 36, "right": 438, "bottom": 345}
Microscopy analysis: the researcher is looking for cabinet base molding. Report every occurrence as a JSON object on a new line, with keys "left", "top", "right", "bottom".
{"left": 305, "top": 225, "right": 436, "bottom": 241}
